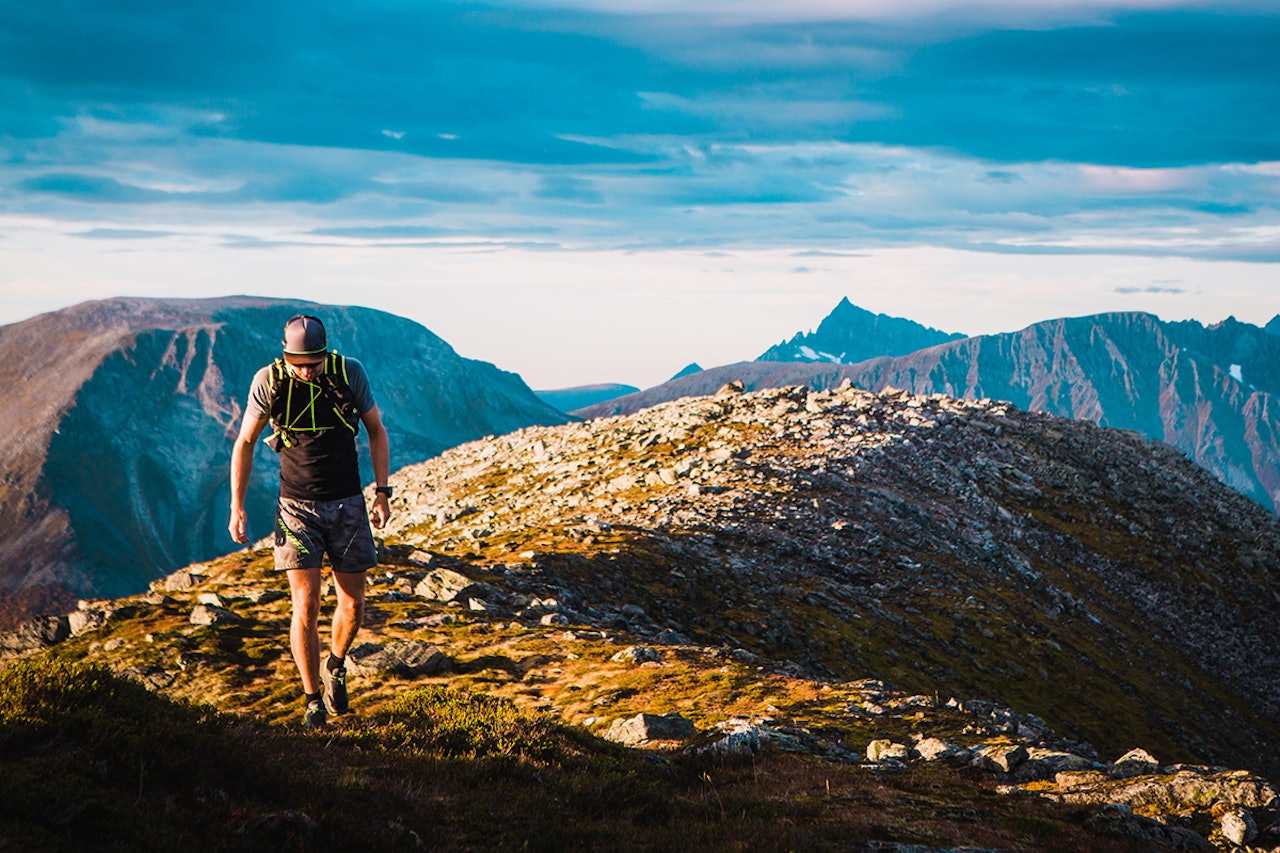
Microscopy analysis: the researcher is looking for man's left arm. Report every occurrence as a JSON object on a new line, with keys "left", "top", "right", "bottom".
{"left": 362, "top": 404, "right": 391, "bottom": 528}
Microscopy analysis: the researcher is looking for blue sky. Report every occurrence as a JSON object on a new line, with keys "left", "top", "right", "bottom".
{"left": 2, "top": 0, "right": 1278, "bottom": 387}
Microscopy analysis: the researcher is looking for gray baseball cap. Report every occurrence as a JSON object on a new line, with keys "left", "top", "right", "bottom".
{"left": 282, "top": 314, "right": 327, "bottom": 356}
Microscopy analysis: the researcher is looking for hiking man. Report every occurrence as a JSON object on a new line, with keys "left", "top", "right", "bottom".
{"left": 228, "top": 314, "right": 392, "bottom": 728}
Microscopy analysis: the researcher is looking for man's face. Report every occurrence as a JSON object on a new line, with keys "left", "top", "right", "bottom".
{"left": 285, "top": 356, "right": 325, "bottom": 381}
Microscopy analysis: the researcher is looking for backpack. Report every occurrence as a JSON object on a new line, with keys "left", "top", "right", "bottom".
{"left": 263, "top": 351, "right": 361, "bottom": 452}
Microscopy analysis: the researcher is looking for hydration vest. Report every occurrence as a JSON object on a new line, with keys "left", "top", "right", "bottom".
{"left": 265, "top": 351, "right": 365, "bottom": 501}
{"left": 264, "top": 351, "right": 361, "bottom": 451}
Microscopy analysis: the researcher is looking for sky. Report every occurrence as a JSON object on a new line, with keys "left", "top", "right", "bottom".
{"left": 1, "top": 0, "right": 1278, "bottom": 389}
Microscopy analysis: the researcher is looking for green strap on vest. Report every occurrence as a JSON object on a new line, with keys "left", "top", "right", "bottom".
{"left": 264, "top": 351, "right": 358, "bottom": 451}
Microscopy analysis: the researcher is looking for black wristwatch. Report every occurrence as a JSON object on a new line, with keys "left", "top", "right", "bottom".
{"left": 375, "top": 485, "right": 393, "bottom": 498}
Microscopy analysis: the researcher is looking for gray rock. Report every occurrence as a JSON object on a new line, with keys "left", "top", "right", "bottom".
{"left": 1010, "top": 749, "right": 1107, "bottom": 783}
{"left": 346, "top": 641, "right": 448, "bottom": 677}
{"left": 244, "top": 589, "right": 287, "bottom": 605}
{"left": 159, "top": 568, "right": 204, "bottom": 592}
{"left": 1086, "top": 803, "right": 1212, "bottom": 851}
{"left": 1052, "top": 768, "right": 1277, "bottom": 812}
{"left": 540, "top": 613, "right": 570, "bottom": 626}
{"left": 867, "top": 739, "right": 913, "bottom": 762}
{"left": 620, "top": 603, "right": 646, "bottom": 619}
{"left": 604, "top": 712, "right": 696, "bottom": 746}
{"left": 413, "top": 568, "right": 475, "bottom": 602}
{"left": 0, "top": 615, "right": 70, "bottom": 653}
{"left": 189, "top": 603, "right": 238, "bottom": 626}
{"left": 611, "top": 646, "right": 662, "bottom": 664}
{"left": 1220, "top": 807, "right": 1256, "bottom": 846}
{"left": 68, "top": 609, "right": 108, "bottom": 636}
{"left": 971, "top": 743, "right": 1028, "bottom": 773}
{"left": 914, "top": 738, "right": 971, "bottom": 764}
{"left": 1055, "top": 770, "right": 1109, "bottom": 789}
{"left": 692, "top": 722, "right": 763, "bottom": 757}
{"left": 1109, "top": 747, "right": 1163, "bottom": 778}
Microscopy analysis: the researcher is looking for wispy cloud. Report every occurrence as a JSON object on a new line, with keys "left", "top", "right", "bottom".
{"left": 0, "top": 0, "right": 1276, "bottom": 304}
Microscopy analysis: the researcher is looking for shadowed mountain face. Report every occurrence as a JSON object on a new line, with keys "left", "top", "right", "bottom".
{"left": 0, "top": 297, "right": 568, "bottom": 628}
{"left": 757, "top": 297, "right": 966, "bottom": 364}
{"left": 579, "top": 311, "right": 1280, "bottom": 513}
{"left": 385, "top": 383, "right": 1280, "bottom": 779}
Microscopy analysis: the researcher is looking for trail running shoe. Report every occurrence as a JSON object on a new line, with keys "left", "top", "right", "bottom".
{"left": 304, "top": 701, "right": 328, "bottom": 730}
{"left": 322, "top": 657, "right": 349, "bottom": 715}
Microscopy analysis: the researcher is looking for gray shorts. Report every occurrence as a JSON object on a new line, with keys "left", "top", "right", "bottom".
{"left": 274, "top": 494, "right": 377, "bottom": 573}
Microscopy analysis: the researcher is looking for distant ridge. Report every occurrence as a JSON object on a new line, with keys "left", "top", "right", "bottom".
{"left": 669, "top": 362, "right": 703, "bottom": 381}
{"left": 758, "top": 297, "right": 965, "bottom": 364}
{"left": 0, "top": 297, "right": 568, "bottom": 629}
{"left": 578, "top": 311, "right": 1280, "bottom": 513}
{"left": 536, "top": 383, "right": 639, "bottom": 414}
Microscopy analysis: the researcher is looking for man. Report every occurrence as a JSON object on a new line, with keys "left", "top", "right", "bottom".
{"left": 228, "top": 314, "right": 392, "bottom": 729}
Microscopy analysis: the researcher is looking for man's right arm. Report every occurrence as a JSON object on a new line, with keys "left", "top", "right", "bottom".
{"left": 229, "top": 414, "right": 269, "bottom": 544}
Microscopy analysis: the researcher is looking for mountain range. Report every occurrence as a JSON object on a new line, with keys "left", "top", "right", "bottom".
{"left": 0, "top": 297, "right": 567, "bottom": 630}
{"left": 579, "top": 305, "right": 1280, "bottom": 514}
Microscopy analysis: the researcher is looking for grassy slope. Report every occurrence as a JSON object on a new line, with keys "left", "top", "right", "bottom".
{"left": 1, "top": 654, "right": 1137, "bottom": 852}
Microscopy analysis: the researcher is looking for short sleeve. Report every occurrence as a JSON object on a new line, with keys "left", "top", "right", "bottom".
{"left": 244, "top": 366, "right": 274, "bottom": 421}
{"left": 342, "top": 357, "right": 376, "bottom": 414}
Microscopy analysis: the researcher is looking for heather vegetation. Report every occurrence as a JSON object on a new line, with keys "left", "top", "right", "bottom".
{"left": 2, "top": 657, "right": 1146, "bottom": 851}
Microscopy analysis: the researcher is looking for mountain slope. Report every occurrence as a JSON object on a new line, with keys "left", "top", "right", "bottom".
{"left": 758, "top": 297, "right": 966, "bottom": 364}
{"left": 385, "top": 382, "right": 1280, "bottom": 780}
{"left": 0, "top": 297, "right": 568, "bottom": 628}
{"left": 578, "top": 312, "right": 1280, "bottom": 513}
{"left": 10, "top": 383, "right": 1279, "bottom": 850}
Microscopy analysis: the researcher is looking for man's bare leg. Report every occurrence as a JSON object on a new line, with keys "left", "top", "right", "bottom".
{"left": 287, "top": 567, "right": 323, "bottom": 695}
{"left": 330, "top": 569, "right": 366, "bottom": 661}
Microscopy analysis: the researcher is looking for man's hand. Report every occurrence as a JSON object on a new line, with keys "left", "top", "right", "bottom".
{"left": 370, "top": 493, "right": 391, "bottom": 529}
{"left": 229, "top": 505, "right": 250, "bottom": 544}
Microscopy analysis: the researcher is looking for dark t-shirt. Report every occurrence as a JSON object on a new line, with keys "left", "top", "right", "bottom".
{"left": 245, "top": 356, "right": 376, "bottom": 501}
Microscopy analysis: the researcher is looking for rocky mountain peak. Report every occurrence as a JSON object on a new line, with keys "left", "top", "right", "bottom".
{"left": 757, "top": 298, "right": 966, "bottom": 364}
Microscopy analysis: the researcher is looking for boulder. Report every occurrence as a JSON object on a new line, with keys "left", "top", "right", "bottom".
{"left": 1086, "top": 803, "right": 1212, "bottom": 851}
{"left": 0, "top": 615, "right": 70, "bottom": 653}
{"left": 413, "top": 568, "right": 476, "bottom": 602}
{"left": 1109, "top": 747, "right": 1163, "bottom": 778}
{"left": 971, "top": 743, "right": 1028, "bottom": 774}
{"left": 1220, "top": 808, "right": 1257, "bottom": 846}
{"left": 68, "top": 609, "right": 108, "bottom": 636}
{"left": 1052, "top": 768, "right": 1277, "bottom": 812}
{"left": 604, "top": 713, "right": 696, "bottom": 746}
{"left": 158, "top": 568, "right": 204, "bottom": 593}
{"left": 611, "top": 646, "right": 663, "bottom": 665}
{"left": 914, "top": 737, "right": 971, "bottom": 764}
{"left": 866, "top": 739, "right": 913, "bottom": 762}
{"left": 189, "top": 604, "right": 237, "bottom": 626}
{"left": 1009, "top": 749, "right": 1106, "bottom": 783}
{"left": 346, "top": 641, "right": 448, "bottom": 677}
